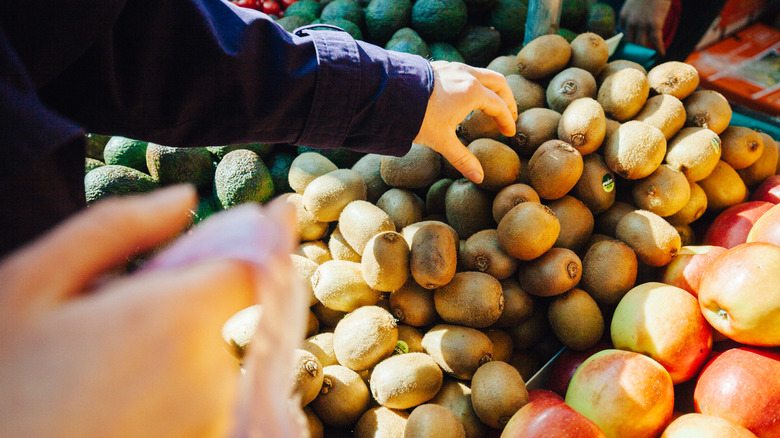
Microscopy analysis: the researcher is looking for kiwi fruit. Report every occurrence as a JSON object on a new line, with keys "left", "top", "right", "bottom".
{"left": 568, "top": 32, "right": 609, "bottom": 76}
{"left": 397, "top": 324, "right": 425, "bottom": 354}
{"left": 603, "top": 120, "right": 667, "bottom": 180}
{"left": 604, "top": 117, "right": 621, "bottom": 140}
{"left": 405, "top": 403, "right": 467, "bottom": 438}
{"left": 492, "top": 183, "right": 541, "bottom": 223}
{"left": 497, "top": 201, "right": 560, "bottom": 260}
{"left": 675, "top": 223, "right": 696, "bottom": 247}
{"left": 444, "top": 178, "right": 496, "bottom": 239}
{"left": 738, "top": 132, "right": 779, "bottom": 187}
{"left": 528, "top": 139, "right": 584, "bottom": 200}
{"left": 718, "top": 126, "right": 764, "bottom": 170}
{"left": 615, "top": 209, "right": 681, "bottom": 266}
{"left": 292, "top": 349, "right": 324, "bottom": 406}
{"left": 296, "top": 240, "right": 332, "bottom": 265}
{"left": 457, "top": 110, "right": 504, "bottom": 143}
{"left": 361, "top": 231, "right": 410, "bottom": 292}
{"left": 328, "top": 225, "right": 362, "bottom": 262}
{"left": 410, "top": 222, "right": 458, "bottom": 289}
{"left": 548, "top": 288, "right": 604, "bottom": 351}
{"left": 310, "top": 365, "right": 372, "bottom": 428}
{"left": 580, "top": 238, "right": 638, "bottom": 305}
{"left": 302, "top": 332, "right": 339, "bottom": 368}
{"left": 302, "top": 168, "right": 368, "bottom": 222}
{"left": 598, "top": 59, "right": 647, "bottom": 84}
{"left": 767, "top": 134, "right": 780, "bottom": 175}
{"left": 486, "top": 54, "right": 520, "bottom": 76}
{"left": 333, "top": 305, "right": 398, "bottom": 371}
{"left": 352, "top": 153, "right": 391, "bottom": 203}
{"left": 632, "top": 164, "right": 691, "bottom": 217}
{"left": 376, "top": 188, "right": 425, "bottom": 230}
{"left": 468, "top": 138, "right": 522, "bottom": 191}
{"left": 510, "top": 108, "right": 562, "bottom": 158}
{"left": 353, "top": 407, "right": 409, "bottom": 438}
{"left": 505, "top": 74, "right": 547, "bottom": 113}
{"left": 292, "top": 254, "right": 320, "bottom": 307}
{"left": 305, "top": 308, "right": 320, "bottom": 339}
{"left": 425, "top": 178, "right": 453, "bottom": 217}
{"left": 482, "top": 329, "right": 514, "bottom": 363}
{"left": 369, "top": 352, "right": 443, "bottom": 410}
{"left": 338, "top": 200, "right": 396, "bottom": 255}
{"left": 312, "top": 260, "right": 381, "bottom": 312}
{"left": 597, "top": 67, "right": 650, "bottom": 121}
{"left": 303, "top": 406, "right": 324, "bottom": 438}
{"left": 221, "top": 304, "right": 261, "bottom": 361}
{"left": 572, "top": 153, "right": 617, "bottom": 214}
{"left": 595, "top": 200, "right": 637, "bottom": 237}
{"left": 459, "top": 229, "right": 519, "bottom": 280}
{"left": 388, "top": 280, "right": 437, "bottom": 327}
{"left": 646, "top": 61, "right": 700, "bottom": 99}
{"left": 430, "top": 378, "right": 489, "bottom": 438}
{"left": 470, "top": 361, "right": 529, "bottom": 428}
{"left": 557, "top": 97, "right": 606, "bottom": 156}
{"left": 288, "top": 152, "right": 338, "bottom": 194}
{"left": 491, "top": 278, "right": 535, "bottom": 328}
{"left": 546, "top": 67, "right": 598, "bottom": 113}
{"left": 283, "top": 193, "right": 329, "bottom": 242}
{"left": 434, "top": 271, "right": 505, "bottom": 328}
{"left": 311, "top": 302, "right": 346, "bottom": 331}
{"left": 517, "top": 247, "right": 582, "bottom": 297}
{"left": 666, "top": 181, "right": 708, "bottom": 226}
{"left": 683, "top": 90, "right": 732, "bottom": 134}
{"left": 515, "top": 34, "right": 571, "bottom": 80}
{"left": 664, "top": 127, "right": 721, "bottom": 182}
{"left": 402, "top": 219, "right": 459, "bottom": 248}
{"left": 421, "top": 324, "right": 493, "bottom": 380}
{"left": 548, "top": 195, "right": 595, "bottom": 251}
{"left": 380, "top": 143, "right": 441, "bottom": 189}
{"left": 633, "top": 94, "right": 686, "bottom": 140}
{"left": 505, "top": 302, "right": 549, "bottom": 350}
{"left": 697, "top": 160, "right": 748, "bottom": 211}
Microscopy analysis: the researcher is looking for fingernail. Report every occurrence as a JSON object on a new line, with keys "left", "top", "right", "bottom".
{"left": 466, "top": 171, "right": 484, "bottom": 184}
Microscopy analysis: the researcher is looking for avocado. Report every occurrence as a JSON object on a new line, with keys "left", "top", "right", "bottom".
{"left": 586, "top": 3, "right": 616, "bottom": 39}
{"left": 385, "top": 27, "right": 432, "bottom": 58}
{"left": 309, "top": 17, "right": 364, "bottom": 40}
{"left": 206, "top": 142, "right": 274, "bottom": 161}
{"left": 561, "top": 0, "right": 587, "bottom": 31}
{"left": 429, "top": 42, "right": 465, "bottom": 62}
{"left": 284, "top": 0, "right": 323, "bottom": 22}
{"left": 85, "top": 133, "right": 110, "bottom": 161}
{"left": 146, "top": 144, "right": 215, "bottom": 189}
{"left": 85, "top": 158, "right": 105, "bottom": 174}
{"left": 320, "top": 0, "right": 365, "bottom": 31}
{"left": 84, "top": 165, "right": 158, "bottom": 203}
{"left": 275, "top": 15, "right": 311, "bottom": 32}
{"left": 365, "top": 0, "right": 412, "bottom": 45}
{"left": 190, "top": 194, "right": 221, "bottom": 224}
{"left": 214, "top": 149, "right": 274, "bottom": 208}
{"left": 411, "top": 0, "right": 468, "bottom": 42}
{"left": 267, "top": 149, "right": 297, "bottom": 195}
{"left": 490, "top": 0, "right": 527, "bottom": 46}
{"left": 456, "top": 25, "right": 501, "bottom": 67}
{"left": 103, "top": 136, "right": 149, "bottom": 173}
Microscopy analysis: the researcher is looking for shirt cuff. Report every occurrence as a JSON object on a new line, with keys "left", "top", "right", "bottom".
{"left": 295, "top": 28, "right": 434, "bottom": 157}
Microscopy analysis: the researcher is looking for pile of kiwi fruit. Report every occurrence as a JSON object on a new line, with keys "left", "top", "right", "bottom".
{"left": 217, "top": 32, "right": 780, "bottom": 437}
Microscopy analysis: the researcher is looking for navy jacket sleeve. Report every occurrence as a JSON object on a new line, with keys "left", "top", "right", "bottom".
{"left": 2, "top": 0, "right": 434, "bottom": 156}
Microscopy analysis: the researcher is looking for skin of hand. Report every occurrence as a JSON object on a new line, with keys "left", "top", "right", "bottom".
{"left": 413, "top": 60, "right": 518, "bottom": 184}
{"left": 618, "top": 0, "right": 672, "bottom": 56}
{"left": 0, "top": 185, "right": 268, "bottom": 438}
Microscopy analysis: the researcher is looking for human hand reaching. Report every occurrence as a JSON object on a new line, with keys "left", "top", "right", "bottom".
{"left": 0, "top": 185, "right": 264, "bottom": 438}
{"left": 619, "top": 0, "right": 672, "bottom": 56}
{"left": 413, "top": 61, "right": 518, "bottom": 184}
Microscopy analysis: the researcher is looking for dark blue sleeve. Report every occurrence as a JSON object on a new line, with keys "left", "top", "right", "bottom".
{"left": 2, "top": 0, "right": 433, "bottom": 156}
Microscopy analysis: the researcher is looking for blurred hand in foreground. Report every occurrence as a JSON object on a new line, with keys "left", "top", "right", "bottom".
{"left": 0, "top": 185, "right": 261, "bottom": 438}
{"left": 619, "top": 0, "right": 672, "bottom": 56}
{"left": 414, "top": 60, "right": 518, "bottom": 184}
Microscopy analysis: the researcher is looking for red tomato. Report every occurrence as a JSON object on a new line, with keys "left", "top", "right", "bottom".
{"left": 233, "top": 0, "right": 260, "bottom": 9}
{"left": 262, "top": 0, "right": 282, "bottom": 15}
{"left": 281, "top": 0, "right": 297, "bottom": 8}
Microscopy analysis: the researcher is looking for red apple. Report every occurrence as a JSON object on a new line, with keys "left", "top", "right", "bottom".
{"left": 527, "top": 388, "right": 564, "bottom": 402}
{"left": 747, "top": 202, "right": 780, "bottom": 246}
{"left": 565, "top": 349, "right": 675, "bottom": 438}
{"left": 703, "top": 201, "right": 774, "bottom": 248}
{"left": 660, "top": 245, "right": 727, "bottom": 297}
{"left": 501, "top": 395, "right": 606, "bottom": 438}
{"left": 610, "top": 282, "right": 713, "bottom": 384}
{"left": 698, "top": 242, "right": 780, "bottom": 346}
{"left": 661, "top": 413, "right": 758, "bottom": 437}
{"left": 750, "top": 174, "right": 780, "bottom": 204}
{"left": 694, "top": 347, "right": 780, "bottom": 437}
{"left": 545, "top": 340, "right": 612, "bottom": 397}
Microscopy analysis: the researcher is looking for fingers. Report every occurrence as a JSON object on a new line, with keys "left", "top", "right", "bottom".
{"left": 650, "top": 27, "right": 666, "bottom": 56}
{"left": 470, "top": 67, "right": 518, "bottom": 121}
{"left": 476, "top": 83, "right": 518, "bottom": 138}
{"left": 0, "top": 185, "right": 197, "bottom": 308}
{"left": 435, "top": 133, "right": 485, "bottom": 184}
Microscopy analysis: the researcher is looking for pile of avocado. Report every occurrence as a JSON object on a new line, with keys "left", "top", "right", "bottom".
{"left": 277, "top": 0, "right": 617, "bottom": 67}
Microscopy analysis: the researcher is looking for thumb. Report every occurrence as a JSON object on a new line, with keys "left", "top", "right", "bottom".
{"left": 0, "top": 185, "right": 197, "bottom": 309}
{"left": 435, "top": 134, "right": 485, "bottom": 184}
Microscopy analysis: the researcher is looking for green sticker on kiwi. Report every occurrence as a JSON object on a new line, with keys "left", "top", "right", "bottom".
{"left": 602, "top": 174, "right": 615, "bottom": 192}
{"left": 711, "top": 136, "right": 721, "bottom": 153}
{"left": 394, "top": 340, "right": 409, "bottom": 355}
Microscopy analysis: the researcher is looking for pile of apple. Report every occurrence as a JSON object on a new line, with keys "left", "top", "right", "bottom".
{"left": 507, "top": 180, "right": 780, "bottom": 438}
